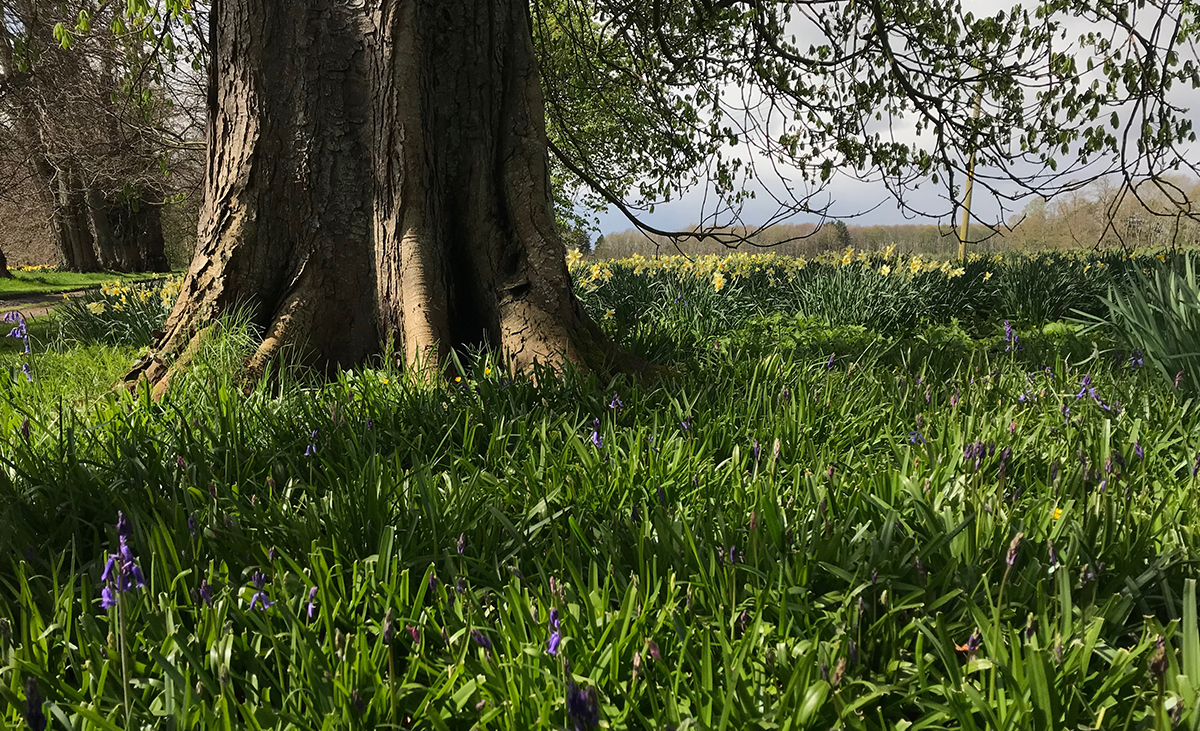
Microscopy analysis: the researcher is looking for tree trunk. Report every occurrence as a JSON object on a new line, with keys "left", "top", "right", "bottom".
{"left": 53, "top": 169, "right": 102, "bottom": 273}
{"left": 0, "top": 247, "right": 13, "bottom": 279}
{"left": 89, "top": 191, "right": 171, "bottom": 272}
{"left": 138, "top": 0, "right": 641, "bottom": 391}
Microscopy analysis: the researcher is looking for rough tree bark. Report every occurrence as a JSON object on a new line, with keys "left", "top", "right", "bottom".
{"left": 135, "top": 0, "right": 642, "bottom": 392}
{"left": 89, "top": 191, "right": 170, "bottom": 272}
{"left": 51, "top": 168, "right": 102, "bottom": 273}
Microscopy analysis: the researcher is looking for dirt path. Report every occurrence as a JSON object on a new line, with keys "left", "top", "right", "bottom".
{"left": 0, "top": 290, "right": 89, "bottom": 320}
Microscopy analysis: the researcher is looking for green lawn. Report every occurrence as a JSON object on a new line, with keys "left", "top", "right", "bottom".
{"left": 0, "top": 268, "right": 179, "bottom": 298}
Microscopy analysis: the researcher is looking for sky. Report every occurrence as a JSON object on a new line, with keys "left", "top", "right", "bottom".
{"left": 586, "top": 0, "right": 1200, "bottom": 237}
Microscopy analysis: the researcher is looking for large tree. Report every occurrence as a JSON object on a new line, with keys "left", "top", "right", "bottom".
{"left": 134, "top": 0, "right": 1199, "bottom": 387}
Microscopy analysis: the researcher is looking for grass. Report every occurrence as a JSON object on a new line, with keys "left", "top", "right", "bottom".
{"left": 0, "top": 250, "right": 1197, "bottom": 729}
{"left": 0, "top": 268, "right": 177, "bottom": 299}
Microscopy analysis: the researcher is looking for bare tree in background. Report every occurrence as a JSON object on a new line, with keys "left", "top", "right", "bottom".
{"left": 0, "top": 0, "right": 206, "bottom": 271}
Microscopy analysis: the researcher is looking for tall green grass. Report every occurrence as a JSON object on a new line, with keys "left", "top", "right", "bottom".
{"left": 0, "top": 253, "right": 1197, "bottom": 729}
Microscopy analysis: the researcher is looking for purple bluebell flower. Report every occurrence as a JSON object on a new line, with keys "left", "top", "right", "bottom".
{"left": 306, "top": 586, "right": 317, "bottom": 620}
{"left": 187, "top": 513, "right": 198, "bottom": 536}
{"left": 457, "top": 533, "right": 466, "bottom": 555}
{"left": 99, "top": 512, "right": 145, "bottom": 608}
{"left": 566, "top": 681, "right": 600, "bottom": 730}
{"left": 908, "top": 430, "right": 926, "bottom": 445}
{"left": 116, "top": 511, "right": 133, "bottom": 541}
{"left": 657, "top": 485, "right": 666, "bottom": 506}
{"left": 1149, "top": 636, "right": 1169, "bottom": 680}
{"left": 471, "top": 629, "right": 493, "bottom": 653}
{"left": 304, "top": 429, "right": 318, "bottom": 457}
{"left": 752, "top": 439, "right": 761, "bottom": 462}
{"left": 248, "top": 571, "right": 273, "bottom": 610}
{"left": 199, "top": 579, "right": 214, "bottom": 607}
{"left": 825, "top": 353, "right": 835, "bottom": 370}
{"left": 383, "top": 609, "right": 396, "bottom": 644}
{"left": 1003, "top": 320, "right": 1018, "bottom": 351}
{"left": 1134, "top": 441, "right": 1144, "bottom": 460}
{"left": 609, "top": 392, "right": 623, "bottom": 409}
{"left": 680, "top": 418, "right": 692, "bottom": 431}
{"left": 19, "top": 418, "right": 28, "bottom": 439}
{"left": 547, "top": 606, "right": 562, "bottom": 655}
{"left": 1128, "top": 350, "right": 1143, "bottom": 368}
{"left": 23, "top": 676, "right": 46, "bottom": 731}
{"left": 406, "top": 625, "right": 419, "bottom": 644}
{"left": 1075, "top": 375, "right": 1093, "bottom": 398}
{"left": 366, "top": 417, "right": 374, "bottom": 430}
{"left": 728, "top": 546, "right": 738, "bottom": 564}
{"left": 428, "top": 570, "right": 438, "bottom": 594}
{"left": 589, "top": 419, "right": 603, "bottom": 449}
{"left": 1006, "top": 533, "right": 1023, "bottom": 567}
{"left": 997, "top": 446, "right": 1012, "bottom": 477}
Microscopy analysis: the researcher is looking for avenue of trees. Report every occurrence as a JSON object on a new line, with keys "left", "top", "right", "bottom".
{"left": 0, "top": 0, "right": 205, "bottom": 272}
{"left": 5, "top": 0, "right": 1199, "bottom": 382}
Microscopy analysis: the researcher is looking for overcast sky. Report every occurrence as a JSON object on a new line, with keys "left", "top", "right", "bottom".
{"left": 587, "top": 0, "right": 1200, "bottom": 237}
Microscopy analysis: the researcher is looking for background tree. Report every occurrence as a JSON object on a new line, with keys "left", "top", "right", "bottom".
{"left": 0, "top": 0, "right": 205, "bottom": 272}
{"left": 134, "top": 0, "right": 1199, "bottom": 389}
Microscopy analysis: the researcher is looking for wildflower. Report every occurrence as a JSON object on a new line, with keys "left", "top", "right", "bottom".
{"left": 1006, "top": 532, "right": 1024, "bottom": 567}
{"left": 997, "top": 446, "right": 1013, "bottom": 477}
{"left": 955, "top": 629, "right": 983, "bottom": 655}
{"left": 608, "top": 392, "right": 623, "bottom": 409}
{"left": 680, "top": 418, "right": 692, "bottom": 431}
{"left": 20, "top": 362, "right": 31, "bottom": 382}
{"left": 1003, "top": 320, "right": 1018, "bottom": 351}
{"left": 471, "top": 629, "right": 493, "bottom": 654}
{"left": 99, "top": 512, "right": 145, "bottom": 607}
{"left": 1134, "top": 441, "right": 1144, "bottom": 460}
{"left": 248, "top": 571, "right": 273, "bottom": 610}
{"left": 728, "top": 546, "right": 738, "bottom": 564}
{"left": 1128, "top": 350, "right": 1144, "bottom": 368}
{"left": 908, "top": 430, "right": 925, "bottom": 445}
{"left": 1176, "top": 370, "right": 1186, "bottom": 388}
{"left": 1053, "top": 507, "right": 1063, "bottom": 520}
{"left": 24, "top": 677, "right": 46, "bottom": 731}
{"left": 825, "top": 353, "right": 835, "bottom": 370}
{"left": 457, "top": 533, "right": 466, "bottom": 555}
{"left": 306, "top": 587, "right": 318, "bottom": 620}
{"left": 1149, "top": 636, "right": 1169, "bottom": 681}
{"left": 304, "top": 429, "right": 318, "bottom": 457}
{"left": 752, "top": 439, "right": 761, "bottom": 462}
{"left": 198, "top": 579, "right": 215, "bottom": 607}
{"left": 406, "top": 625, "right": 419, "bottom": 644}
{"left": 589, "top": 419, "right": 603, "bottom": 449}
{"left": 547, "top": 607, "right": 561, "bottom": 655}
{"left": 983, "top": 270, "right": 993, "bottom": 281}
{"left": 647, "top": 639, "right": 661, "bottom": 662}
{"left": 87, "top": 301, "right": 106, "bottom": 314}
{"left": 566, "top": 681, "right": 600, "bottom": 731}
{"left": 19, "top": 418, "right": 28, "bottom": 439}
{"left": 383, "top": 608, "right": 396, "bottom": 644}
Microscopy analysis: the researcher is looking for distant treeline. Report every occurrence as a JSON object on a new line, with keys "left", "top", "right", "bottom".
{"left": 584, "top": 177, "right": 1200, "bottom": 259}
